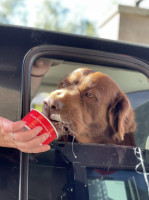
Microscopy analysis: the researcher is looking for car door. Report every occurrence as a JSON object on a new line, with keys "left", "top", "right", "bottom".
{"left": 0, "top": 24, "right": 149, "bottom": 200}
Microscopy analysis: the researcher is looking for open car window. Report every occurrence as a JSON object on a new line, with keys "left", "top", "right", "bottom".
{"left": 30, "top": 56, "right": 149, "bottom": 149}
{"left": 22, "top": 45, "right": 149, "bottom": 200}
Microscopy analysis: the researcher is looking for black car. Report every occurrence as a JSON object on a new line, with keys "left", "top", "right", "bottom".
{"left": 0, "top": 24, "right": 149, "bottom": 200}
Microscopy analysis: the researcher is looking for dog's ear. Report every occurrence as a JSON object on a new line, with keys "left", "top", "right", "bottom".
{"left": 108, "top": 93, "right": 136, "bottom": 141}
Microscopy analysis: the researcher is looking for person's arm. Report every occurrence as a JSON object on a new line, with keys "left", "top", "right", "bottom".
{"left": 0, "top": 117, "right": 50, "bottom": 153}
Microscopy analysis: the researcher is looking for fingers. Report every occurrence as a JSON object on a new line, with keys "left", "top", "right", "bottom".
{"left": 3, "top": 120, "right": 26, "bottom": 132}
{"left": 24, "top": 145, "right": 50, "bottom": 153}
{"left": 0, "top": 117, "right": 51, "bottom": 153}
{"left": 19, "top": 143, "right": 50, "bottom": 153}
{"left": 15, "top": 133, "right": 51, "bottom": 153}
{"left": 3, "top": 126, "right": 41, "bottom": 144}
{"left": 14, "top": 126, "right": 43, "bottom": 142}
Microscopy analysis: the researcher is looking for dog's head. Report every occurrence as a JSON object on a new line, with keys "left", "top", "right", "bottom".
{"left": 42, "top": 68, "right": 136, "bottom": 145}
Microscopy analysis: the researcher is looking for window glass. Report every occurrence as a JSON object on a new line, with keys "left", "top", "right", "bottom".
{"left": 87, "top": 168, "right": 149, "bottom": 200}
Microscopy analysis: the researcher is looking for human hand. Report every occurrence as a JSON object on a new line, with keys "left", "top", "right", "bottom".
{"left": 0, "top": 117, "right": 50, "bottom": 153}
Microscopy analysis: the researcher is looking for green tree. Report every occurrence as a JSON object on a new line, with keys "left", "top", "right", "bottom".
{"left": 0, "top": 0, "right": 27, "bottom": 24}
{"left": 0, "top": 0, "right": 98, "bottom": 36}
{"left": 66, "top": 19, "right": 98, "bottom": 36}
{"left": 34, "top": 0, "right": 69, "bottom": 31}
{"left": 33, "top": 0, "right": 98, "bottom": 36}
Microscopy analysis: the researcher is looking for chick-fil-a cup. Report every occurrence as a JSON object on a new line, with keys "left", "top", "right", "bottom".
{"left": 22, "top": 109, "right": 58, "bottom": 145}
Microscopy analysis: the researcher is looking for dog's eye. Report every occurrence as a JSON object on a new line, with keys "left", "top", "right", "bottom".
{"left": 85, "top": 92, "right": 93, "bottom": 98}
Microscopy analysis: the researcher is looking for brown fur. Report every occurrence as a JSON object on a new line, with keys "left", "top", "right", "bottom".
{"left": 42, "top": 68, "right": 136, "bottom": 146}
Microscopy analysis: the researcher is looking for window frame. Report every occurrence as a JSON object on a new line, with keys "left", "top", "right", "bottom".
{"left": 21, "top": 44, "right": 149, "bottom": 200}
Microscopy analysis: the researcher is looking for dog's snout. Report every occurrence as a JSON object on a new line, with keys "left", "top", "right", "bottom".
{"left": 44, "top": 98, "right": 63, "bottom": 111}
{"left": 51, "top": 104, "right": 57, "bottom": 110}
{"left": 44, "top": 90, "right": 66, "bottom": 111}
{"left": 50, "top": 99, "right": 63, "bottom": 111}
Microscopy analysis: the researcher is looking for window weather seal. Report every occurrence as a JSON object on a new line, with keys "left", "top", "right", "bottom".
{"left": 20, "top": 44, "right": 149, "bottom": 200}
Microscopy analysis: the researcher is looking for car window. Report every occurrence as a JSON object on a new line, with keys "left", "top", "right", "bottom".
{"left": 22, "top": 47, "right": 149, "bottom": 200}
{"left": 31, "top": 57, "right": 149, "bottom": 149}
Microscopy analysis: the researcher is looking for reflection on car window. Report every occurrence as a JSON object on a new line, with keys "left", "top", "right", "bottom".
{"left": 87, "top": 168, "right": 149, "bottom": 200}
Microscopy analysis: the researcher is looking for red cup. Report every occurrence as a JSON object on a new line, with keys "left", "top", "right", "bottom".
{"left": 22, "top": 109, "right": 58, "bottom": 145}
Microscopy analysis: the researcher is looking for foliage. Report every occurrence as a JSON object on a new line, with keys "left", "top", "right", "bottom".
{"left": 34, "top": 0, "right": 68, "bottom": 30}
{"left": 0, "top": 0, "right": 27, "bottom": 24}
{"left": 66, "top": 20, "right": 98, "bottom": 36}
{"left": 0, "top": 0, "right": 97, "bottom": 36}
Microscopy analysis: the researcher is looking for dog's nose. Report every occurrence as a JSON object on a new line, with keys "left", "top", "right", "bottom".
{"left": 44, "top": 91, "right": 64, "bottom": 111}
{"left": 50, "top": 99, "right": 63, "bottom": 111}
{"left": 44, "top": 99, "right": 63, "bottom": 111}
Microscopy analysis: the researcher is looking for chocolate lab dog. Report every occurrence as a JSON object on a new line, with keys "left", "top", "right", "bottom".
{"left": 42, "top": 68, "right": 136, "bottom": 146}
